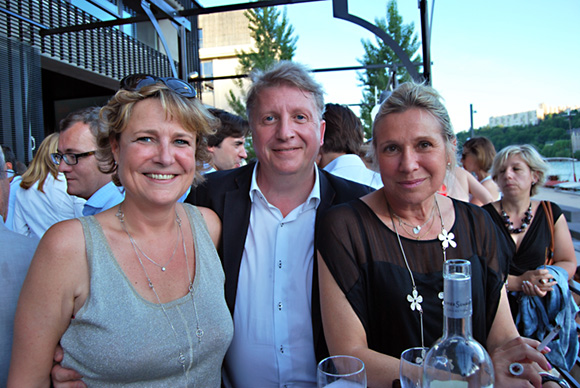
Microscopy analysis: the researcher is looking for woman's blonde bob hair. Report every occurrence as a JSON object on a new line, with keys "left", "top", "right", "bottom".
{"left": 98, "top": 82, "right": 218, "bottom": 187}
{"left": 491, "top": 144, "right": 549, "bottom": 197}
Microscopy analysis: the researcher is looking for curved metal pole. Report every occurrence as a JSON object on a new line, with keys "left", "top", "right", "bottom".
{"left": 332, "top": 0, "right": 423, "bottom": 83}
{"left": 141, "top": 0, "right": 178, "bottom": 78}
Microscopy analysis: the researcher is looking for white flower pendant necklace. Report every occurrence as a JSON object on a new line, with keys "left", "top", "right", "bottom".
{"left": 389, "top": 196, "right": 457, "bottom": 349}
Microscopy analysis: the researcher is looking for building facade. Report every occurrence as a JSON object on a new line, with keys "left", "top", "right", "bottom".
{"left": 0, "top": 0, "right": 202, "bottom": 164}
{"left": 488, "top": 103, "right": 580, "bottom": 128}
{"left": 198, "top": 10, "right": 253, "bottom": 110}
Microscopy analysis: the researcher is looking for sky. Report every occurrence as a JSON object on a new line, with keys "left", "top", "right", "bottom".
{"left": 200, "top": 0, "right": 580, "bottom": 134}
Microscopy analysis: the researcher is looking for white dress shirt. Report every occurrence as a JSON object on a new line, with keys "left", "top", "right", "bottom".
{"left": 224, "top": 164, "right": 320, "bottom": 388}
{"left": 12, "top": 173, "right": 86, "bottom": 239}
{"left": 323, "top": 154, "right": 383, "bottom": 189}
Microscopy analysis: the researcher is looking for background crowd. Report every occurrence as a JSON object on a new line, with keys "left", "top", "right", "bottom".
{"left": 1, "top": 61, "right": 577, "bottom": 388}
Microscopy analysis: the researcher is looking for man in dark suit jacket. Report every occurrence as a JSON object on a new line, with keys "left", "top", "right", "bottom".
{"left": 187, "top": 61, "right": 373, "bottom": 387}
{"left": 188, "top": 163, "right": 371, "bottom": 346}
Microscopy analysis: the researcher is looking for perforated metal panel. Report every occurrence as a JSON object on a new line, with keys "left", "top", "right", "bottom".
{"left": 0, "top": 35, "right": 43, "bottom": 165}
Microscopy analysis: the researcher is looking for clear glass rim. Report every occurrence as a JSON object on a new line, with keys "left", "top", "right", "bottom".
{"left": 318, "top": 355, "right": 365, "bottom": 378}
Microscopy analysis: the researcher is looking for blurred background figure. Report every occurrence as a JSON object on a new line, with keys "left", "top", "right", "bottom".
{"left": 2, "top": 145, "right": 27, "bottom": 230}
{"left": 55, "top": 106, "right": 124, "bottom": 216}
{"left": 0, "top": 147, "right": 39, "bottom": 387}
{"left": 441, "top": 165, "right": 494, "bottom": 206}
{"left": 318, "top": 103, "right": 382, "bottom": 189}
{"left": 1, "top": 145, "right": 27, "bottom": 183}
{"left": 205, "top": 108, "right": 249, "bottom": 174}
{"left": 11, "top": 133, "right": 85, "bottom": 239}
{"left": 462, "top": 136, "right": 501, "bottom": 202}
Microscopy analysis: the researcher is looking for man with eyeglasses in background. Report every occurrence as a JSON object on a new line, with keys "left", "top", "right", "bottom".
{"left": 53, "top": 107, "right": 124, "bottom": 216}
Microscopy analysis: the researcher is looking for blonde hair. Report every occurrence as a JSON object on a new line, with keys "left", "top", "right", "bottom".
{"left": 491, "top": 144, "right": 548, "bottom": 196}
{"left": 99, "top": 83, "right": 218, "bottom": 186}
{"left": 19, "top": 133, "right": 60, "bottom": 192}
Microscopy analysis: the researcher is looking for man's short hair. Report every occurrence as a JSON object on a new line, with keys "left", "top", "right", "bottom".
{"left": 59, "top": 106, "right": 103, "bottom": 139}
{"left": 321, "top": 103, "right": 363, "bottom": 155}
{"left": 0, "top": 145, "right": 26, "bottom": 175}
{"left": 207, "top": 108, "right": 249, "bottom": 147}
{"left": 246, "top": 61, "right": 325, "bottom": 121}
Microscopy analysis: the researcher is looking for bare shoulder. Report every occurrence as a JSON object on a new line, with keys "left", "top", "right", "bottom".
{"left": 39, "top": 218, "right": 87, "bottom": 263}
{"left": 196, "top": 206, "right": 222, "bottom": 247}
{"left": 22, "top": 217, "right": 90, "bottom": 314}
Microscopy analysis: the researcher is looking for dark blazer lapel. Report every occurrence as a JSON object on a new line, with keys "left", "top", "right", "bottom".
{"left": 221, "top": 166, "right": 253, "bottom": 314}
{"left": 312, "top": 169, "right": 336, "bottom": 361}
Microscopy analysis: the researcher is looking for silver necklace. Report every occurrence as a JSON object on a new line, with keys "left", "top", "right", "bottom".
{"left": 135, "top": 231, "right": 179, "bottom": 271}
{"left": 392, "top": 203, "right": 436, "bottom": 235}
{"left": 116, "top": 206, "right": 204, "bottom": 387}
{"left": 388, "top": 196, "right": 456, "bottom": 349}
{"left": 119, "top": 211, "right": 180, "bottom": 272}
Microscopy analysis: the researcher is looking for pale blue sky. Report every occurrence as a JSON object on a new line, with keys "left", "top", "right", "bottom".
{"left": 201, "top": 0, "right": 580, "bottom": 133}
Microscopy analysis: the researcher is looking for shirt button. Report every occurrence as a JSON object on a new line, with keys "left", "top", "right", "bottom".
{"left": 278, "top": 302, "right": 283, "bottom": 311}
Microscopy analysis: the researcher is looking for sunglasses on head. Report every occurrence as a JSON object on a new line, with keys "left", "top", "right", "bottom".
{"left": 120, "top": 74, "right": 196, "bottom": 98}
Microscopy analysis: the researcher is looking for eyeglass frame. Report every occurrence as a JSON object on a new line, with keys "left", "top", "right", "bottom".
{"left": 119, "top": 74, "right": 196, "bottom": 98}
{"left": 50, "top": 151, "right": 96, "bottom": 166}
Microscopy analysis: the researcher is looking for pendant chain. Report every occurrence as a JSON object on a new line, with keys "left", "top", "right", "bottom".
{"left": 388, "top": 196, "right": 456, "bottom": 350}
{"left": 116, "top": 206, "right": 203, "bottom": 388}
{"left": 392, "top": 204, "right": 436, "bottom": 238}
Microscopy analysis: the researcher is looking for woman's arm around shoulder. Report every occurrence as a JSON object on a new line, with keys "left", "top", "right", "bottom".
{"left": 197, "top": 205, "right": 222, "bottom": 249}
{"left": 8, "top": 219, "right": 90, "bottom": 388}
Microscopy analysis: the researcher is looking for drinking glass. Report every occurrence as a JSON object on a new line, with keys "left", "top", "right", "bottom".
{"left": 400, "top": 347, "right": 428, "bottom": 388}
{"left": 317, "top": 355, "right": 366, "bottom": 388}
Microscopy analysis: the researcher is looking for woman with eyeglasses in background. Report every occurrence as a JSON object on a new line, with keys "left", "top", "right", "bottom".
{"left": 11, "top": 133, "right": 85, "bottom": 239}
{"left": 8, "top": 75, "right": 233, "bottom": 387}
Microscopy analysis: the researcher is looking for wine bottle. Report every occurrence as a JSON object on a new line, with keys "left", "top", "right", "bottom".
{"left": 422, "top": 259, "right": 494, "bottom": 388}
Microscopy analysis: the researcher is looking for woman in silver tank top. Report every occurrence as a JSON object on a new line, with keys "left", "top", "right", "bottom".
{"left": 9, "top": 75, "right": 233, "bottom": 387}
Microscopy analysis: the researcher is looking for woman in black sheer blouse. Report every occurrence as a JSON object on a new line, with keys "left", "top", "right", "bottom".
{"left": 317, "top": 83, "right": 551, "bottom": 388}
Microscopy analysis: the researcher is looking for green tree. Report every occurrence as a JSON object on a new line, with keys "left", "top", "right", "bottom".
{"left": 227, "top": 2, "right": 297, "bottom": 160}
{"left": 357, "top": 0, "right": 422, "bottom": 137}
{"left": 227, "top": 4, "right": 297, "bottom": 118}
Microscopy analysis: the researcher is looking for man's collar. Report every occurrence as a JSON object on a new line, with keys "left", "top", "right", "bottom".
{"left": 249, "top": 162, "right": 321, "bottom": 208}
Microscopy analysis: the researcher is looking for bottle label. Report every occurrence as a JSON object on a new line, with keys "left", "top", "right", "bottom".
{"left": 444, "top": 275, "right": 472, "bottom": 319}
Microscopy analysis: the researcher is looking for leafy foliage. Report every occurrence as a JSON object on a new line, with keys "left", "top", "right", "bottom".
{"left": 456, "top": 110, "right": 580, "bottom": 159}
{"left": 227, "top": 4, "right": 297, "bottom": 119}
{"left": 226, "top": 3, "right": 297, "bottom": 160}
{"left": 357, "top": 0, "right": 421, "bottom": 137}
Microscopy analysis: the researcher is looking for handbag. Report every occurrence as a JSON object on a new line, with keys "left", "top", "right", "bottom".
{"left": 541, "top": 200, "right": 555, "bottom": 266}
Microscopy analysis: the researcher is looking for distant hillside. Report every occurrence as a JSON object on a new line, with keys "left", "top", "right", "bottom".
{"left": 456, "top": 110, "right": 580, "bottom": 159}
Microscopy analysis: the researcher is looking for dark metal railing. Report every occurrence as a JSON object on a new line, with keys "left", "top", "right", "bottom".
{"left": 0, "top": 0, "right": 182, "bottom": 79}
